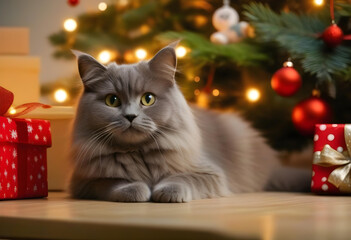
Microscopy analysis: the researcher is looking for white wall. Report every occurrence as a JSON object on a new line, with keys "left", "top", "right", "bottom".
{"left": 0, "top": 0, "right": 103, "bottom": 85}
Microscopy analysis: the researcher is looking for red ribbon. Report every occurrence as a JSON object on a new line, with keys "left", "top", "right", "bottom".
{"left": 0, "top": 86, "right": 50, "bottom": 117}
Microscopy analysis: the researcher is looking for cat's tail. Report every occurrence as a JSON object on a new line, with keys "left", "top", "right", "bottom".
{"left": 264, "top": 166, "right": 312, "bottom": 192}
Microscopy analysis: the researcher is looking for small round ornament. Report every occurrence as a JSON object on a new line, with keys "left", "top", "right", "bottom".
{"left": 210, "top": 32, "right": 229, "bottom": 44}
{"left": 212, "top": 5, "right": 239, "bottom": 32}
{"left": 271, "top": 61, "right": 302, "bottom": 97}
{"left": 291, "top": 97, "right": 332, "bottom": 136}
{"left": 322, "top": 24, "right": 344, "bottom": 48}
{"left": 68, "top": 0, "right": 79, "bottom": 7}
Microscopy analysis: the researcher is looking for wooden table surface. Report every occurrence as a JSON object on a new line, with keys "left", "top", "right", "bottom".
{"left": 0, "top": 192, "right": 350, "bottom": 240}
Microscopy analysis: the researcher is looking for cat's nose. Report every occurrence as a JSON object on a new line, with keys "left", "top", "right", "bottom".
{"left": 124, "top": 114, "right": 137, "bottom": 122}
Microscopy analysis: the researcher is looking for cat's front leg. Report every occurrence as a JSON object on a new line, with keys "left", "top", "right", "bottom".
{"left": 152, "top": 171, "right": 228, "bottom": 203}
{"left": 70, "top": 176, "right": 151, "bottom": 202}
{"left": 109, "top": 181, "right": 151, "bottom": 202}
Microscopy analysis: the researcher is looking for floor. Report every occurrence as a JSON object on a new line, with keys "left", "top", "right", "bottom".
{"left": 0, "top": 191, "right": 350, "bottom": 240}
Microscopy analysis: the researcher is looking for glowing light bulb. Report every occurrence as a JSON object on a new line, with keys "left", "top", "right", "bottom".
{"left": 135, "top": 48, "right": 147, "bottom": 60}
{"left": 246, "top": 88, "right": 260, "bottom": 102}
{"left": 194, "top": 89, "right": 200, "bottom": 96}
{"left": 212, "top": 89, "right": 220, "bottom": 97}
{"left": 98, "top": 2, "right": 107, "bottom": 11}
{"left": 176, "top": 46, "right": 187, "bottom": 58}
{"left": 314, "top": 0, "right": 324, "bottom": 6}
{"left": 54, "top": 89, "right": 68, "bottom": 103}
{"left": 194, "top": 76, "right": 200, "bottom": 82}
{"left": 63, "top": 18, "right": 77, "bottom": 32}
{"left": 117, "top": 0, "right": 129, "bottom": 7}
{"left": 9, "top": 107, "right": 16, "bottom": 115}
{"left": 98, "top": 50, "right": 112, "bottom": 64}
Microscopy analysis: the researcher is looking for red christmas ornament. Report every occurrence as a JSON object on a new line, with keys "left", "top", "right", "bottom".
{"left": 68, "top": 0, "right": 79, "bottom": 7}
{"left": 292, "top": 97, "right": 332, "bottom": 136}
{"left": 271, "top": 61, "right": 302, "bottom": 97}
{"left": 322, "top": 24, "right": 344, "bottom": 48}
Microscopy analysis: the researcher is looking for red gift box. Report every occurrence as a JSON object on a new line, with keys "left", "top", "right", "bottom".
{"left": 0, "top": 116, "right": 51, "bottom": 199}
{"left": 312, "top": 124, "right": 351, "bottom": 194}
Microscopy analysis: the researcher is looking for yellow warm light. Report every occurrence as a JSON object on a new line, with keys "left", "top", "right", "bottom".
{"left": 117, "top": 0, "right": 129, "bottom": 7}
{"left": 9, "top": 107, "right": 16, "bottom": 115}
{"left": 314, "top": 0, "right": 324, "bottom": 6}
{"left": 176, "top": 46, "right": 187, "bottom": 58}
{"left": 63, "top": 18, "right": 77, "bottom": 32}
{"left": 246, "top": 88, "right": 260, "bottom": 102}
{"left": 98, "top": 50, "right": 112, "bottom": 64}
{"left": 98, "top": 2, "right": 107, "bottom": 11}
{"left": 135, "top": 48, "right": 147, "bottom": 60}
{"left": 54, "top": 89, "right": 68, "bottom": 103}
{"left": 194, "top": 89, "right": 200, "bottom": 96}
{"left": 194, "top": 76, "right": 200, "bottom": 82}
{"left": 212, "top": 89, "right": 220, "bottom": 97}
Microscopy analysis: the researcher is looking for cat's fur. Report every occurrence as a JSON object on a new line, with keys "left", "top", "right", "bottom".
{"left": 70, "top": 43, "right": 310, "bottom": 203}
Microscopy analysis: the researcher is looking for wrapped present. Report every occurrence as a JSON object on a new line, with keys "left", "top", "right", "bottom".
{"left": 312, "top": 124, "right": 351, "bottom": 194}
{"left": 0, "top": 86, "right": 51, "bottom": 200}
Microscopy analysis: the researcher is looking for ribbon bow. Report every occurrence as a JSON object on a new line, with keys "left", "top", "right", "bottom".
{"left": 313, "top": 125, "right": 351, "bottom": 193}
{"left": 0, "top": 86, "right": 50, "bottom": 117}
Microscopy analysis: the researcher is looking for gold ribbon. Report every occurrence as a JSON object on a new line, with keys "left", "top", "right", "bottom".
{"left": 313, "top": 125, "right": 351, "bottom": 193}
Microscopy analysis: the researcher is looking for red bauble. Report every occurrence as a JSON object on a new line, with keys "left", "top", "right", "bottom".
{"left": 68, "top": 0, "right": 79, "bottom": 7}
{"left": 271, "top": 66, "right": 302, "bottom": 97}
{"left": 322, "top": 24, "right": 344, "bottom": 48}
{"left": 292, "top": 97, "right": 332, "bottom": 136}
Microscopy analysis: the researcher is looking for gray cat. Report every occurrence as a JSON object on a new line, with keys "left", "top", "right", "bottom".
{"left": 70, "top": 43, "right": 310, "bottom": 203}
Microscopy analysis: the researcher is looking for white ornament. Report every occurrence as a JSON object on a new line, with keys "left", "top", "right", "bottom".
{"left": 212, "top": 5, "right": 239, "bottom": 32}
{"left": 210, "top": 32, "right": 229, "bottom": 44}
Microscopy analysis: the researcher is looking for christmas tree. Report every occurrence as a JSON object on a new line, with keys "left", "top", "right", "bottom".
{"left": 48, "top": 0, "right": 351, "bottom": 152}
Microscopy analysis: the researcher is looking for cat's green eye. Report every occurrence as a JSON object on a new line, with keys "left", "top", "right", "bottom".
{"left": 105, "top": 94, "right": 121, "bottom": 107}
{"left": 141, "top": 93, "right": 156, "bottom": 106}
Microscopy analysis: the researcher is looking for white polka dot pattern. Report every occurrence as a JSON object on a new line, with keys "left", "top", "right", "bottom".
{"left": 0, "top": 117, "right": 50, "bottom": 200}
{"left": 313, "top": 124, "right": 349, "bottom": 194}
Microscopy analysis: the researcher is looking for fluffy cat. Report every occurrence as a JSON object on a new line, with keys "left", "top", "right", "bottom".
{"left": 70, "top": 43, "right": 310, "bottom": 203}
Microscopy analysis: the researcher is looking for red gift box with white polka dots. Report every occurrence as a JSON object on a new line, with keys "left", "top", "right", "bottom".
{"left": 0, "top": 116, "right": 51, "bottom": 200}
{"left": 312, "top": 124, "right": 349, "bottom": 194}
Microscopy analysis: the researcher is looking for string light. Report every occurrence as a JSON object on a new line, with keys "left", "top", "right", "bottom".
{"left": 212, "top": 89, "right": 220, "bottom": 97}
{"left": 175, "top": 46, "right": 187, "bottom": 58}
{"left": 63, "top": 18, "right": 77, "bottom": 32}
{"left": 194, "top": 76, "right": 200, "bottom": 82}
{"left": 314, "top": 0, "right": 324, "bottom": 6}
{"left": 98, "top": 50, "right": 112, "bottom": 64}
{"left": 117, "top": 0, "right": 129, "bottom": 7}
{"left": 9, "top": 107, "right": 16, "bottom": 115}
{"left": 194, "top": 89, "right": 200, "bottom": 96}
{"left": 98, "top": 2, "right": 107, "bottom": 11}
{"left": 54, "top": 89, "right": 68, "bottom": 103}
{"left": 246, "top": 88, "right": 260, "bottom": 102}
{"left": 135, "top": 48, "right": 147, "bottom": 60}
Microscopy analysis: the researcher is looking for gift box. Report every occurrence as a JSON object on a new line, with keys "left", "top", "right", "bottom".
{"left": 312, "top": 124, "right": 351, "bottom": 194}
{"left": 22, "top": 106, "right": 75, "bottom": 190}
{"left": 0, "top": 117, "right": 51, "bottom": 200}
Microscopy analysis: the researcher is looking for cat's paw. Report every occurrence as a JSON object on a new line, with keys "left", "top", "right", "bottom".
{"left": 152, "top": 182, "right": 192, "bottom": 203}
{"left": 109, "top": 182, "right": 151, "bottom": 202}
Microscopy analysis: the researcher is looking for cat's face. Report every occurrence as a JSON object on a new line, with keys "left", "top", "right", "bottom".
{"left": 74, "top": 44, "right": 180, "bottom": 146}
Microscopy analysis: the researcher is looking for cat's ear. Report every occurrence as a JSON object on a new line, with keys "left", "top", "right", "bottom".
{"left": 148, "top": 41, "right": 179, "bottom": 84}
{"left": 72, "top": 50, "right": 106, "bottom": 87}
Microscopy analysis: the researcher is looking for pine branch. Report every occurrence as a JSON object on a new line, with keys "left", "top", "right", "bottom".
{"left": 243, "top": 2, "right": 351, "bottom": 83}
{"left": 161, "top": 31, "right": 270, "bottom": 67}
